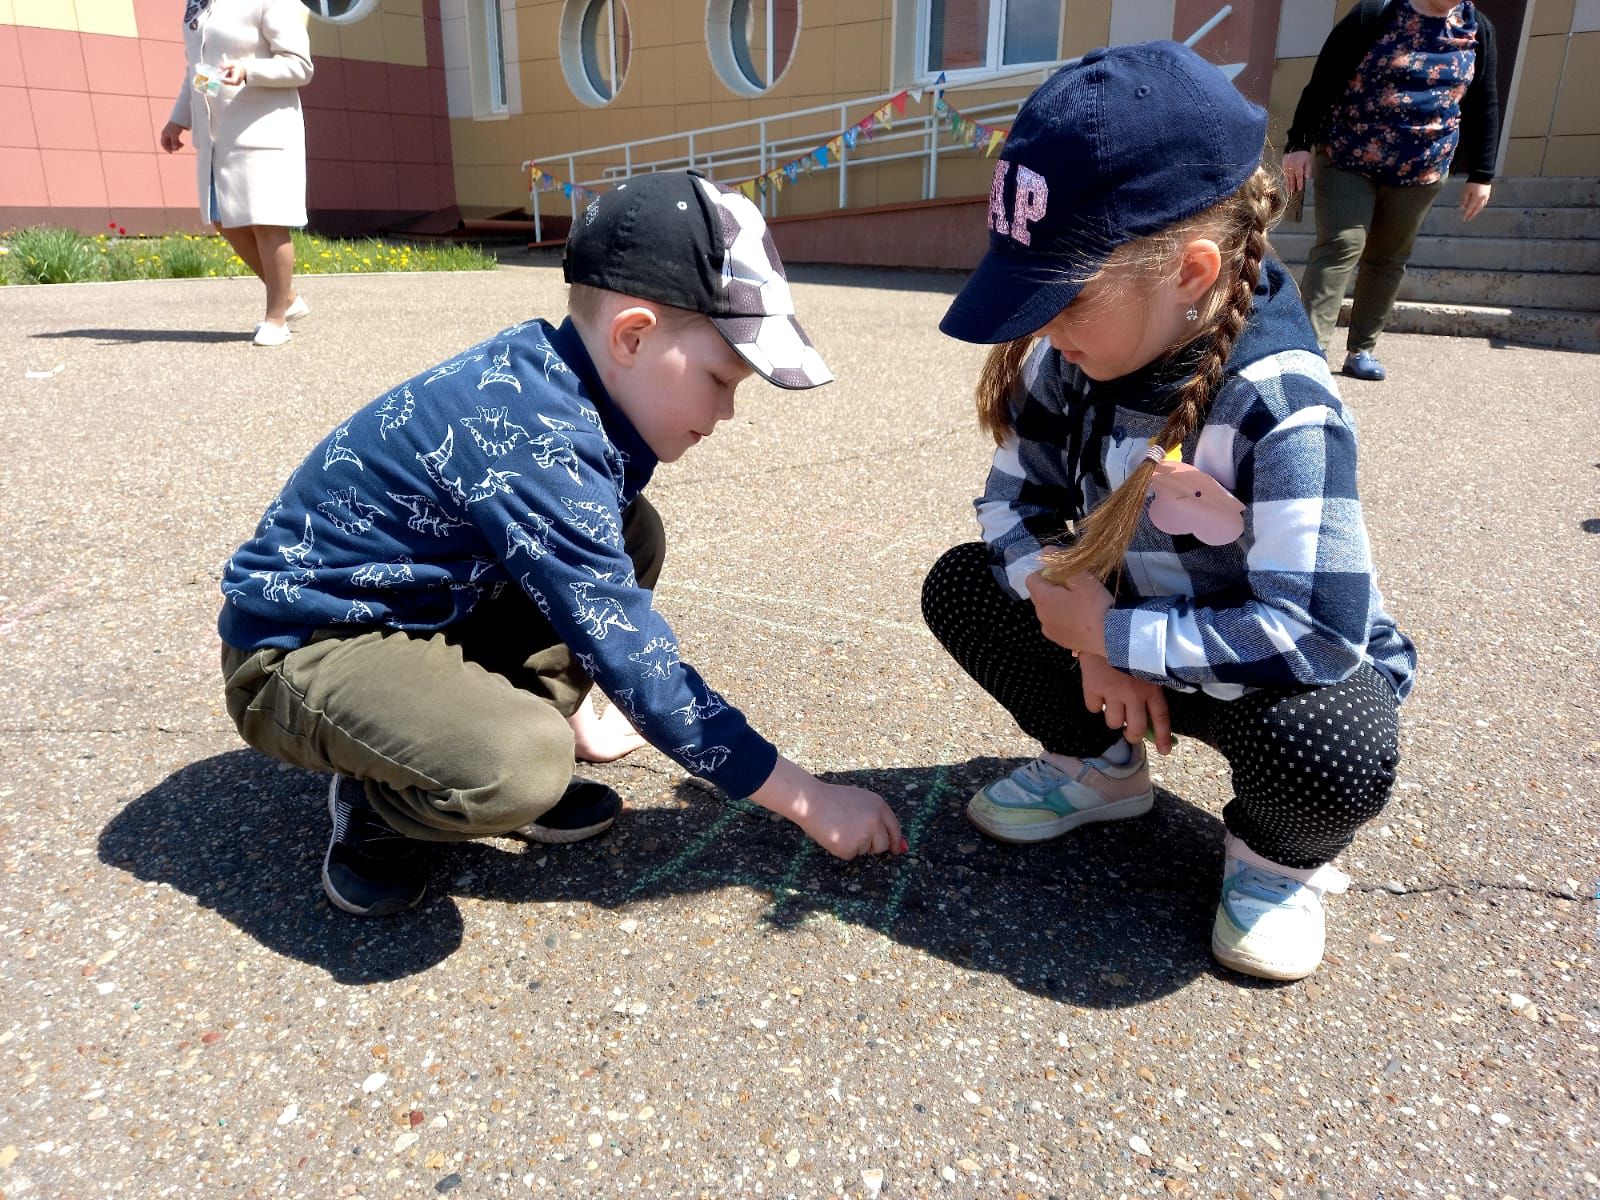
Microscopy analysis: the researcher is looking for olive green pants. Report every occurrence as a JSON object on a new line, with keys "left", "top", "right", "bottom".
{"left": 221, "top": 496, "right": 666, "bottom": 842}
{"left": 1300, "top": 151, "right": 1444, "bottom": 355}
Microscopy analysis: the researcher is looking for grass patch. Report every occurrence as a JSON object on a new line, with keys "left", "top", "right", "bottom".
{"left": 0, "top": 227, "right": 497, "bottom": 285}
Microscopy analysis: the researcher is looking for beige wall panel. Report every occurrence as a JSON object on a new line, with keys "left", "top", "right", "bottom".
{"left": 1532, "top": 0, "right": 1576, "bottom": 36}
{"left": 675, "top": 100, "right": 713, "bottom": 132}
{"left": 1542, "top": 133, "right": 1600, "bottom": 174}
{"left": 385, "top": 0, "right": 425, "bottom": 17}
{"left": 779, "top": 25, "right": 838, "bottom": 97}
{"left": 338, "top": 11, "right": 390, "bottom": 61}
{"left": 937, "top": 154, "right": 999, "bottom": 200}
{"left": 1511, "top": 34, "right": 1565, "bottom": 137}
{"left": 671, "top": 0, "right": 702, "bottom": 46}
{"left": 383, "top": 12, "right": 427, "bottom": 67}
{"left": 1062, "top": 0, "right": 1114, "bottom": 57}
{"left": 1550, "top": 31, "right": 1600, "bottom": 135}
{"left": 673, "top": 41, "right": 713, "bottom": 103}
{"left": 1501, "top": 136, "right": 1546, "bottom": 175}
{"left": 626, "top": 0, "right": 672, "bottom": 48}
{"left": 873, "top": 157, "right": 926, "bottom": 206}
{"left": 308, "top": 19, "right": 341, "bottom": 59}
{"left": 832, "top": 19, "right": 885, "bottom": 95}
{"left": 1269, "top": 57, "right": 1315, "bottom": 150}
{"left": 450, "top": 120, "right": 501, "bottom": 167}
{"left": 632, "top": 45, "right": 674, "bottom": 106}
{"left": 516, "top": 6, "right": 559, "bottom": 61}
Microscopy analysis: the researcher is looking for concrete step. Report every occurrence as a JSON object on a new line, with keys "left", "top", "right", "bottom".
{"left": 1331, "top": 298, "right": 1600, "bottom": 352}
{"left": 1274, "top": 259, "right": 1600, "bottom": 311}
{"left": 1285, "top": 202, "right": 1600, "bottom": 240}
{"left": 1432, "top": 175, "right": 1600, "bottom": 207}
{"left": 1271, "top": 231, "right": 1600, "bottom": 274}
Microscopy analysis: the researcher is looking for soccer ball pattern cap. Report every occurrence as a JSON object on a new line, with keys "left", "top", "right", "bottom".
{"left": 563, "top": 170, "right": 832, "bottom": 389}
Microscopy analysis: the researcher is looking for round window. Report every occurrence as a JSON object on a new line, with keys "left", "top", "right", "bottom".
{"left": 709, "top": 0, "right": 799, "bottom": 96}
{"left": 299, "top": 0, "right": 380, "bottom": 22}
{"left": 560, "top": 0, "right": 632, "bottom": 106}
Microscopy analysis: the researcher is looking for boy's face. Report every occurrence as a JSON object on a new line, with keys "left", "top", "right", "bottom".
{"left": 610, "top": 313, "right": 755, "bottom": 463}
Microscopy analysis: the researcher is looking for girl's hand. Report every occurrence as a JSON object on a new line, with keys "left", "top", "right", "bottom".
{"left": 749, "top": 756, "right": 906, "bottom": 861}
{"left": 1025, "top": 570, "right": 1112, "bottom": 658}
{"left": 1078, "top": 652, "right": 1172, "bottom": 755}
{"left": 1460, "top": 181, "right": 1490, "bottom": 222}
{"left": 218, "top": 61, "right": 247, "bottom": 86}
{"left": 159, "top": 121, "right": 187, "bottom": 153}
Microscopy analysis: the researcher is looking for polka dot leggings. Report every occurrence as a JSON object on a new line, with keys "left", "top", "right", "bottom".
{"left": 922, "top": 543, "right": 1401, "bottom": 869}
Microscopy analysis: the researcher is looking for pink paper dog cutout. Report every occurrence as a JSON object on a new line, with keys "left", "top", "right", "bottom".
{"left": 1144, "top": 446, "right": 1245, "bottom": 545}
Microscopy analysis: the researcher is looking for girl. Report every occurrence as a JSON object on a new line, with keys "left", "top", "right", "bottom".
{"left": 922, "top": 41, "right": 1416, "bottom": 982}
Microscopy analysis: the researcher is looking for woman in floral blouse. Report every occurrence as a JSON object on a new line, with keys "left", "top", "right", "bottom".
{"left": 1282, "top": 0, "right": 1499, "bottom": 382}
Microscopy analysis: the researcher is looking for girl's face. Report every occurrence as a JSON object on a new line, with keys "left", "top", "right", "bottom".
{"left": 1035, "top": 266, "right": 1192, "bottom": 382}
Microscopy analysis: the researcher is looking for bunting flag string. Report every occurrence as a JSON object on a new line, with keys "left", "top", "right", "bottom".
{"left": 527, "top": 76, "right": 1009, "bottom": 210}
{"left": 526, "top": 163, "right": 602, "bottom": 206}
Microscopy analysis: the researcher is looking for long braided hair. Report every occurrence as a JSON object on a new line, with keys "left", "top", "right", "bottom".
{"left": 974, "top": 164, "right": 1284, "bottom": 584}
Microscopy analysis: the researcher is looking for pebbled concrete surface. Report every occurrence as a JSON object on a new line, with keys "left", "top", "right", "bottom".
{"left": 1, "top": 258, "right": 1596, "bottom": 1200}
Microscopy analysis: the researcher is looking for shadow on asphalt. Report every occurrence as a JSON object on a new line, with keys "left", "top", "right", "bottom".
{"left": 32, "top": 328, "right": 257, "bottom": 344}
{"left": 101, "top": 750, "right": 1224, "bottom": 1001}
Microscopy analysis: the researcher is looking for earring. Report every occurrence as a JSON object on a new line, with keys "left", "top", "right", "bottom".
{"left": 1185, "top": 305, "right": 1199, "bottom": 322}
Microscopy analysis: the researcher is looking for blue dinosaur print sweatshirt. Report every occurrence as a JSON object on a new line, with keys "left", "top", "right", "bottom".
{"left": 219, "top": 318, "right": 779, "bottom": 799}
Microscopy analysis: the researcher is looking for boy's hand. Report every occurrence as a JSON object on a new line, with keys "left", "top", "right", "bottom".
{"left": 750, "top": 756, "right": 906, "bottom": 860}
{"left": 1078, "top": 652, "right": 1172, "bottom": 755}
{"left": 1025, "top": 570, "right": 1111, "bottom": 658}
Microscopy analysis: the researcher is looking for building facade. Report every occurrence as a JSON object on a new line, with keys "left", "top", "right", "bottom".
{"left": 2, "top": 0, "right": 1596, "bottom": 240}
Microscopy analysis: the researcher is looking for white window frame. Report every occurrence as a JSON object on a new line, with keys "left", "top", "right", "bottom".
{"left": 483, "top": 0, "right": 508, "bottom": 113}
{"left": 559, "top": 0, "right": 631, "bottom": 107}
{"left": 707, "top": 0, "right": 800, "bottom": 97}
{"left": 915, "top": 0, "right": 1062, "bottom": 85}
{"left": 299, "top": 0, "right": 381, "bottom": 22}
{"left": 462, "top": 0, "right": 516, "bottom": 119}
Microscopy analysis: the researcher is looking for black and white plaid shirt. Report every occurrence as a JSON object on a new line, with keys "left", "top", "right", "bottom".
{"left": 976, "top": 258, "right": 1417, "bottom": 702}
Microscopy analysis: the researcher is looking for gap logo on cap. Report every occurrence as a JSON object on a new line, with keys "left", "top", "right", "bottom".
{"left": 987, "top": 161, "right": 1049, "bottom": 247}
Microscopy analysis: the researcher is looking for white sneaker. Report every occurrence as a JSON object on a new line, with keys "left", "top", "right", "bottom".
{"left": 966, "top": 746, "right": 1153, "bottom": 843}
{"left": 1211, "top": 833, "right": 1350, "bottom": 981}
{"left": 285, "top": 295, "right": 310, "bottom": 321}
{"left": 253, "top": 320, "right": 292, "bottom": 347}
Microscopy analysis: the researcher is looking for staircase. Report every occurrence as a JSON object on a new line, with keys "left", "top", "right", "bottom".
{"left": 1269, "top": 176, "right": 1600, "bottom": 352}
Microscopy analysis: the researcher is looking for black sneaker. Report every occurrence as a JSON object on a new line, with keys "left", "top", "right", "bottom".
{"left": 322, "top": 776, "right": 428, "bottom": 916}
{"left": 516, "top": 777, "right": 622, "bottom": 844}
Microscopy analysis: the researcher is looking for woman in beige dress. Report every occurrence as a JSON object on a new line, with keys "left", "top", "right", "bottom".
{"left": 160, "top": 0, "right": 314, "bottom": 347}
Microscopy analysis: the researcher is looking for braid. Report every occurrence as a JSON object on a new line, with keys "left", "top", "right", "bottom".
{"left": 975, "top": 336, "right": 1036, "bottom": 444}
{"left": 1040, "top": 166, "right": 1281, "bottom": 585}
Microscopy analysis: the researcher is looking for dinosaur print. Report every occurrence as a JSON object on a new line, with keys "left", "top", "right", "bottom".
{"left": 477, "top": 344, "right": 522, "bottom": 393}
{"left": 505, "top": 513, "right": 554, "bottom": 561}
{"left": 674, "top": 744, "right": 731, "bottom": 776}
{"left": 569, "top": 580, "right": 638, "bottom": 641}
{"left": 534, "top": 334, "right": 571, "bottom": 380}
{"left": 576, "top": 651, "right": 598, "bottom": 678}
{"left": 561, "top": 497, "right": 621, "bottom": 548}
{"left": 386, "top": 493, "right": 467, "bottom": 537}
{"left": 538, "top": 413, "right": 576, "bottom": 432}
{"left": 612, "top": 688, "right": 643, "bottom": 724}
{"left": 461, "top": 406, "right": 529, "bottom": 457}
{"left": 422, "top": 352, "right": 485, "bottom": 386}
{"left": 628, "top": 636, "right": 681, "bottom": 680}
{"left": 317, "top": 487, "right": 386, "bottom": 536}
{"left": 332, "top": 599, "right": 375, "bottom": 624}
{"left": 518, "top": 576, "right": 551, "bottom": 616}
{"left": 324, "top": 420, "right": 364, "bottom": 472}
{"left": 250, "top": 567, "right": 315, "bottom": 605}
{"left": 467, "top": 466, "right": 520, "bottom": 504}
{"left": 672, "top": 686, "right": 728, "bottom": 726}
{"left": 529, "top": 432, "right": 581, "bottom": 485}
{"left": 279, "top": 515, "right": 317, "bottom": 568}
{"left": 416, "top": 427, "right": 468, "bottom": 507}
{"left": 351, "top": 557, "right": 415, "bottom": 587}
{"left": 376, "top": 384, "right": 415, "bottom": 440}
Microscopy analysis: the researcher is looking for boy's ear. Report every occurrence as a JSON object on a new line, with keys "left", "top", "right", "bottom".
{"left": 606, "top": 305, "right": 659, "bottom": 367}
{"left": 1176, "top": 238, "right": 1223, "bottom": 304}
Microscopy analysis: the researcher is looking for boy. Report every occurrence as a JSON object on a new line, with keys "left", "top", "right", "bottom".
{"left": 219, "top": 171, "right": 904, "bottom": 916}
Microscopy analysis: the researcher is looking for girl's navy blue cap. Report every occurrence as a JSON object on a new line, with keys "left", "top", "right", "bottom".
{"left": 940, "top": 40, "right": 1268, "bottom": 345}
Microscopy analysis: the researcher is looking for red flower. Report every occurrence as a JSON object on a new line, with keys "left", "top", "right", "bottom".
{"left": 108, "top": 221, "right": 117, "bottom": 230}
{"left": 118, "top": 226, "right": 127, "bottom": 236}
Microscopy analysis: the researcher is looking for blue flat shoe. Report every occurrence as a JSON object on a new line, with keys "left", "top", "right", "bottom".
{"left": 1342, "top": 350, "right": 1387, "bottom": 381}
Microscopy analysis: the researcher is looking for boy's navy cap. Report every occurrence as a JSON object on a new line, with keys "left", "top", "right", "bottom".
{"left": 940, "top": 40, "right": 1268, "bottom": 345}
{"left": 563, "top": 170, "right": 832, "bottom": 389}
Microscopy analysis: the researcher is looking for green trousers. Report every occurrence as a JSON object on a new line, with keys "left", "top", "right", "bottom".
{"left": 221, "top": 496, "right": 666, "bottom": 842}
{"left": 1300, "top": 151, "right": 1444, "bottom": 355}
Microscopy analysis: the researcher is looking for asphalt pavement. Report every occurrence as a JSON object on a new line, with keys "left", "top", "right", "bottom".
{"left": 1, "top": 257, "right": 1596, "bottom": 1199}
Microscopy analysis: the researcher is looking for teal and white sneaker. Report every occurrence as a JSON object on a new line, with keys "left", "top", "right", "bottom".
{"left": 966, "top": 747, "right": 1154, "bottom": 843}
{"left": 1211, "top": 833, "right": 1350, "bottom": 981}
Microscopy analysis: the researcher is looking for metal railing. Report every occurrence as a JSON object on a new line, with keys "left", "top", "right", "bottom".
{"left": 523, "top": 6, "right": 1235, "bottom": 241}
